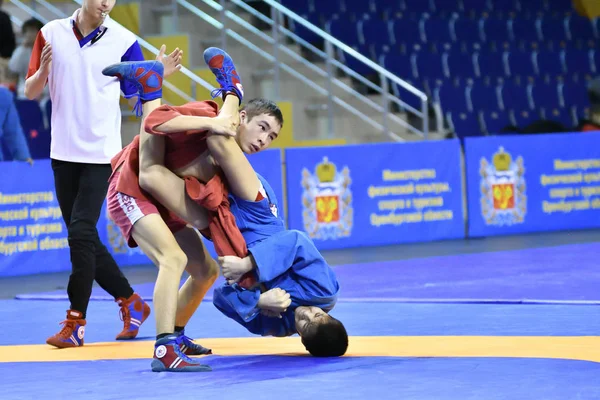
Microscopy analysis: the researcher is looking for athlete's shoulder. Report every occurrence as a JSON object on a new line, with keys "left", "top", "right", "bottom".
{"left": 41, "top": 18, "right": 65, "bottom": 35}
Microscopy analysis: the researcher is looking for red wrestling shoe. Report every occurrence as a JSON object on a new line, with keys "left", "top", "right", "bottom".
{"left": 115, "top": 293, "right": 151, "bottom": 340}
{"left": 151, "top": 335, "right": 212, "bottom": 372}
{"left": 46, "top": 310, "right": 86, "bottom": 348}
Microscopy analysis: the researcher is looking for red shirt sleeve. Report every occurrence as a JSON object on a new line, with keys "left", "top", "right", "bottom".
{"left": 144, "top": 105, "right": 183, "bottom": 135}
{"left": 26, "top": 31, "right": 46, "bottom": 79}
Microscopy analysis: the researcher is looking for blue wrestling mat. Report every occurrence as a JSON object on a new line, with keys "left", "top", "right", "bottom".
{"left": 3, "top": 240, "right": 600, "bottom": 399}
{"left": 14, "top": 242, "right": 600, "bottom": 304}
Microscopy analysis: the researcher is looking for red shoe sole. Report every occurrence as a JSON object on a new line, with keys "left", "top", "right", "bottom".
{"left": 46, "top": 338, "right": 83, "bottom": 348}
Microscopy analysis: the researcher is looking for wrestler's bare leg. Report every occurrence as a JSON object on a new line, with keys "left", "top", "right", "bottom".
{"left": 131, "top": 99, "right": 188, "bottom": 336}
{"left": 104, "top": 54, "right": 211, "bottom": 372}
{"left": 218, "top": 93, "right": 241, "bottom": 119}
{"left": 136, "top": 98, "right": 217, "bottom": 338}
{"left": 131, "top": 214, "right": 187, "bottom": 335}
{"left": 174, "top": 227, "right": 218, "bottom": 328}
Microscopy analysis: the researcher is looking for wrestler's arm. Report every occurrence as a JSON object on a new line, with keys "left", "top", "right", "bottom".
{"left": 147, "top": 91, "right": 239, "bottom": 136}
{"left": 213, "top": 284, "right": 293, "bottom": 336}
{"left": 152, "top": 115, "right": 224, "bottom": 134}
{"left": 222, "top": 230, "right": 324, "bottom": 284}
{"left": 144, "top": 106, "right": 236, "bottom": 137}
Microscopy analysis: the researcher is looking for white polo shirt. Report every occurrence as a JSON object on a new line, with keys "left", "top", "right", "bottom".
{"left": 27, "top": 10, "right": 143, "bottom": 164}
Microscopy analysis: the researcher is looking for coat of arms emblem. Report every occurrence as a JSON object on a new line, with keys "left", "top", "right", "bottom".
{"left": 301, "top": 157, "right": 353, "bottom": 239}
{"left": 480, "top": 147, "right": 527, "bottom": 225}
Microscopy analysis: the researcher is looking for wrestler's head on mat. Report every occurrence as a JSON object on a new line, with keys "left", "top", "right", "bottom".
{"left": 295, "top": 306, "right": 348, "bottom": 357}
{"left": 237, "top": 99, "right": 284, "bottom": 154}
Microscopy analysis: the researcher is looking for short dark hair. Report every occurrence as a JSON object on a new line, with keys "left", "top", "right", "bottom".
{"left": 241, "top": 98, "right": 284, "bottom": 128}
{"left": 22, "top": 18, "right": 43, "bottom": 33}
{"left": 301, "top": 317, "right": 348, "bottom": 357}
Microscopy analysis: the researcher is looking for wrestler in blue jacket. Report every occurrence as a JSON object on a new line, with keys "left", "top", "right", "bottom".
{"left": 213, "top": 174, "right": 348, "bottom": 357}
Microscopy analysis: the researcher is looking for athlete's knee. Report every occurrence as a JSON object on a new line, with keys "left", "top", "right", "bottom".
{"left": 187, "top": 258, "right": 219, "bottom": 283}
{"left": 156, "top": 249, "right": 188, "bottom": 274}
{"left": 205, "top": 259, "right": 219, "bottom": 283}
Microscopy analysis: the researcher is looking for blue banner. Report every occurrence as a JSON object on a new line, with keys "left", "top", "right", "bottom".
{"left": 0, "top": 149, "right": 286, "bottom": 276}
{"left": 464, "top": 132, "right": 600, "bottom": 237}
{"left": 0, "top": 160, "right": 70, "bottom": 277}
{"left": 285, "top": 141, "right": 465, "bottom": 250}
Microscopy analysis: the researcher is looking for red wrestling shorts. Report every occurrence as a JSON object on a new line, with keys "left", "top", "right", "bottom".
{"left": 107, "top": 171, "right": 188, "bottom": 248}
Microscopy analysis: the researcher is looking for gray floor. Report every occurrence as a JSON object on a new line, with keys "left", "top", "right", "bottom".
{"left": 1, "top": 229, "right": 598, "bottom": 299}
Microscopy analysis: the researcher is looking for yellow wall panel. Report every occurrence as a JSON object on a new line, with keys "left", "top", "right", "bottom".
{"left": 192, "top": 68, "right": 219, "bottom": 101}
{"left": 142, "top": 35, "right": 191, "bottom": 105}
{"left": 109, "top": 3, "right": 140, "bottom": 34}
{"left": 574, "top": 0, "right": 600, "bottom": 18}
{"left": 269, "top": 101, "right": 294, "bottom": 148}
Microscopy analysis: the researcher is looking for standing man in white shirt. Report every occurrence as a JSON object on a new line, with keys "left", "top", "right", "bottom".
{"left": 24, "top": 0, "right": 182, "bottom": 348}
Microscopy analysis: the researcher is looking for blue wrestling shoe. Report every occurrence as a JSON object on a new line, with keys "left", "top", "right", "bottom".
{"left": 177, "top": 329, "right": 212, "bottom": 356}
{"left": 203, "top": 47, "right": 244, "bottom": 101}
{"left": 102, "top": 60, "right": 164, "bottom": 116}
{"left": 151, "top": 335, "right": 212, "bottom": 372}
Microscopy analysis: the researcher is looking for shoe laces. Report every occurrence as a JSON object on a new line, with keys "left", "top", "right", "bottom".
{"left": 214, "top": 64, "right": 236, "bottom": 82}
{"left": 179, "top": 333, "right": 211, "bottom": 354}
{"left": 57, "top": 320, "right": 77, "bottom": 339}
{"left": 180, "top": 334, "right": 194, "bottom": 346}
{"left": 133, "top": 98, "right": 143, "bottom": 118}
{"left": 118, "top": 300, "right": 131, "bottom": 328}
{"left": 173, "top": 336, "right": 197, "bottom": 363}
{"left": 210, "top": 86, "right": 236, "bottom": 100}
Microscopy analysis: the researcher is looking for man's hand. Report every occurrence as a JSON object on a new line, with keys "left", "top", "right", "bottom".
{"left": 25, "top": 158, "right": 34, "bottom": 166}
{"left": 206, "top": 113, "right": 239, "bottom": 137}
{"left": 40, "top": 42, "right": 52, "bottom": 76}
{"left": 156, "top": 44, "right": 183, "bottom": 79}
{"left": 258, "top": 288, "right": 291, "bottom": 315}
{"left": 218, "top": 255, "right": 253, "bottom": 285}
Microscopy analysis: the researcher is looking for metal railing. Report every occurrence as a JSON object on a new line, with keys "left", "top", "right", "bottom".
{"left": 8, "top": 0, "right": 217, "bottom": 105}
{"left": 10, "top": 15, "right": 23, "bottom": 28}
{"left": 173, "top": 0, "right": 429, "bottom": 140}
{"left": 7, "top": 0, "right": 47, "bottom": 23}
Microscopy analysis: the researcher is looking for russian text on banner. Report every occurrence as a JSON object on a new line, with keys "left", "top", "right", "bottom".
{"left": 0, "top": 160, "right": 69, "bottom": 277}
{"left": 465, "top": 132, "right": 600, "bottom": 237}
{"left": 285, "top": 141, "right": 465, "bottom": 250}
